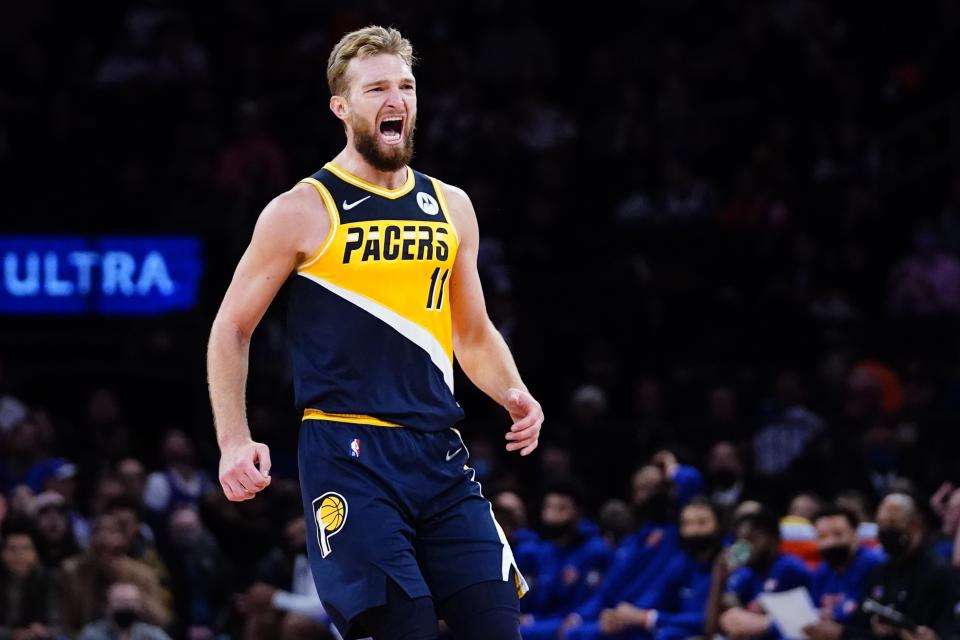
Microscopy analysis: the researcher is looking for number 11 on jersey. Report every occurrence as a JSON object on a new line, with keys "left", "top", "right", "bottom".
{"left": 426, "top": 267, "right": 450, "bottom": 310}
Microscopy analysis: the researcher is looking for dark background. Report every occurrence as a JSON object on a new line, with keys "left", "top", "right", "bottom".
{"left": 3, "top": 0, "right": 960, "bottom": 556}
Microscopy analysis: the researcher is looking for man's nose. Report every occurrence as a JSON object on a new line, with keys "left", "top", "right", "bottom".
{"left": 383, "top": 87, "right": 404, "bottom": 108}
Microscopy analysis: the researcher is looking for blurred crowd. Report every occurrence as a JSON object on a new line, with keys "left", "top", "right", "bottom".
{"left": 3, "top": 0, "right": 960, "bottom": 638}
{"left": 499, "top": 461, "right": 960, "bottom": 640}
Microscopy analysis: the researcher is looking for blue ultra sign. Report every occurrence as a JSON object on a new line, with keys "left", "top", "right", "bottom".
{"left": 0, "top": 235, "right": 203, "bottom": 315}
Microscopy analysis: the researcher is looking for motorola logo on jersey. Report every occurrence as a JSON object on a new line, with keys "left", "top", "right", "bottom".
{"left": 417, "top": 191, "right": 440, "bottom": 215}
{"left": 342, "top": 224, "right": 450, "bottom": 264}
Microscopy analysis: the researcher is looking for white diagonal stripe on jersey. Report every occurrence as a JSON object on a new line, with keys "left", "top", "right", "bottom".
{"left": 296, "top": 271, "right": 454, "bottom": 391}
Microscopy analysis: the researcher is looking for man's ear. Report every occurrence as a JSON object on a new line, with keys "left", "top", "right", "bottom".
{"left": 330, "top": 95, "right": 348, "bottom": 122}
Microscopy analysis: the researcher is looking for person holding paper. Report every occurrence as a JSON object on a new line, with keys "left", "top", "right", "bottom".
{"left": 706, "top": 508, "right": 811, "bottom": 639}
{"left": 816, "top": 494, "right": 959, "bottom": 640}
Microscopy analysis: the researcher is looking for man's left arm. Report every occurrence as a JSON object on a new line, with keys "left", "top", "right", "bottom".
{"left": 442, "top": 183, "right": 544, "bottom": 455}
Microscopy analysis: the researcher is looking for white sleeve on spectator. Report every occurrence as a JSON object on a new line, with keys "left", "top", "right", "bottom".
{"left": 143, "top": 472, "right": 171, "bottom": 512}
{"left": 271, "top": 590, "right": 325, "bottom": 616}
{"left": 272, "top": 555, "right": 326, "bottom": 617}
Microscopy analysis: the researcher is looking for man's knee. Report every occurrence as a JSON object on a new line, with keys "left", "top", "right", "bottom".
{"left": 354, "top": 579, "right": 439, "bottom": 640}
{"left": 439, "top": 580, "right": 521, "bottom": 640}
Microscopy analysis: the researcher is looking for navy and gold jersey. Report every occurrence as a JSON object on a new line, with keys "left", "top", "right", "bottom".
{"left": 287, "top": 161, "right": 465, "bottom": 432}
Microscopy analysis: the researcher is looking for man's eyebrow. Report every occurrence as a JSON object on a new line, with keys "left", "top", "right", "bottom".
{"left": 362, "top": 77, "right": 416, "bottom": 88}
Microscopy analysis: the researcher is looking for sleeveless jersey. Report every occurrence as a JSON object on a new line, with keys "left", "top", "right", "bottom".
{"left": 286, "top": 161, "right": 465, "bottom": 432}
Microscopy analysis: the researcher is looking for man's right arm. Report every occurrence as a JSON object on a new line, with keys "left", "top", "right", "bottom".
{"left": 207, "top": 185, "right": 327, "bottom": 502}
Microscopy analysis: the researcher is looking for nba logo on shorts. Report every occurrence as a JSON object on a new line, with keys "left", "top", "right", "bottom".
{"left": 312, "top": 492, "right": 348, "bottom": 558}
{"left": 350, "top": 438, "right": 361, "bottom": 458}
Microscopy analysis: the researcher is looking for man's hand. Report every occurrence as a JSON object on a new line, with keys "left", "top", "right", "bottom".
{"left": 504, "top": 388, "right": 543, "bottom": 456}
{"left": 871, "top": 616, "right": 899, "bottom": 638}
{"left": 720, "top": 608, "right": 771, "bottom": 638}
{"left": 599, "top": 608, "right": 625, "bottom": 634}
{"left": 218, "top": 438, "right": 271, "bottom": 502}
{"left": 713, "top": 549, "right": 734, "bottom": 582}
{"left": 613, "top": 602, "right": 651, "bottom": 629}
{"left": 902, "top": 626, "right": 939, "bottom": 640}
{"left": 598, "top": 604, "right": 652, "bottom": 634}
{"left": 931, "top": 482, "right": 955, "bottom": 517}
{"left": 804, "top": 620, "right": 843, "bottom": 640}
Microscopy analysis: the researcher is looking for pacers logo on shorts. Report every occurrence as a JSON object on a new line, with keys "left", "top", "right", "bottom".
{"left": 312, "top": 492, "right": 348, "bottom": 558}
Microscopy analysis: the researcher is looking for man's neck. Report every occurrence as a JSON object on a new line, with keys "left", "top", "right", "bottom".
{"left": 333, "top": 147, "right": 407, "bottom": 190}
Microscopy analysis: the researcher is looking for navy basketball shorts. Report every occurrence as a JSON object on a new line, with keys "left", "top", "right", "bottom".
{"left": 297, "top": 419, "right": 528, "bottom": 636}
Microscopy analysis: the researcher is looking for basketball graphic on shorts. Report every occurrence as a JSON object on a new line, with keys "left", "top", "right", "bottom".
{"left": 312, "top": 492, "right": 348, "bottom": 558}
{"left": 318, "top": 495, "right": 345, "bottom": 531}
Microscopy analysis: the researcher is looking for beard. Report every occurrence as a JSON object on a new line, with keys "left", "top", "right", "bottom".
{"left": 351, "top": 111, "right": 417, "bottom": 172}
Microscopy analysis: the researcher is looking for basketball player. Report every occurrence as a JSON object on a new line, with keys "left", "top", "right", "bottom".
{"left": 207, "top": 25, "right": 544, "bottom": 640}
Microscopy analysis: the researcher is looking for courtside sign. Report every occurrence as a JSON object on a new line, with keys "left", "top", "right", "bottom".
{"left": 0, "top": 235, "right": 203, "bottom": 315}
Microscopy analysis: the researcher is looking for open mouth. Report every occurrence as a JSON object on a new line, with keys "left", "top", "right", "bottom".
{"left": 379, "top": 116, "right": 404, "bottom": 145}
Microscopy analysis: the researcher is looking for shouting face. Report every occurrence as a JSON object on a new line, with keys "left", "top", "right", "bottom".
{"left": 333, "top": 53, "right": 417, "bottom": 172}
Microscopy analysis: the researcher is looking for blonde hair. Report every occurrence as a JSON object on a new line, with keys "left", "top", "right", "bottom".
{"left": 327, "top": 25, "right": 416, "bottom": 97}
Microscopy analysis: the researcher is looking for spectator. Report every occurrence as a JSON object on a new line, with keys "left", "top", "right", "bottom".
{"left": 492, "top": 490, "right": 538, "bottom": 548}
{"left": 115, "top": 459, "right": 147, "bottom": 506}
{"left": 835, "top": 490, "right": 874, "bottom": 527}
{"left": 60, "top": 515, "right": 172, "bottom": 634}
{"left": 236, "top": 514, "right": 333, "bottom": 639}
{"left": 0, "top": 358, "right": 28, "bottom": 434}
{"left": 592, "top": 499, "right": 724, "bottom": 640}
{"left": 164, "top": 507, "right": 233, "bottom": 639}
{"left": 705, "top": 441, "right": 752, "bottom": 512}
{"left": 106, "top": 497, "right": 167, "bottom": 586}
{"left": 516, "top": 479, "right": 610, "bottom": 620}
{"left": 707, "top": 509, "right": 811, "bottom": 639}
{"left": 38, "top": 459, "right": 88, "bottom": 548}
{"left": 0, "top": 419, "right": 48, "bottom": 495}
{"left": 78, "top": 582, "right": 171, "bottom": 640}
{"left": 788, "top": 492, "right": 825, "bottom": 523}
{"left": 143, "top": 431, "right": 214, "bottom": 518}
{"left": 597, "top": 499, "right": 634, "bottom": 548}
{"left": 753, "top": 373, "right": 825, "bottom": 482}
{"left": 839, "top": 493, "right": 960, "bottom": 640}
{"left": 803, "top": 505, "right": 885, "bottom": 639}
{"left": 888, "top": 227, "right": 960, "bottom": 317}
{"left": 32, "top": 491, "right": 81, "bottom": 569}
{"left": 523, "top": 456, "right": 697, "bottom": 640}
{"left": 0, "top": 519, "right": 60, "bottom": 638}
{"left": 928, "top": 482, "right": 960, "bottom": 566}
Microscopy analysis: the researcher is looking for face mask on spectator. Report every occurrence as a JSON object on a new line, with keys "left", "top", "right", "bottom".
{"left": 112, "top": 608, "right": 138, "bottom": 629}
{"left": 819, "top": 544, "right": 852, "bottom": 568}
{"left": 680, "top": 533, "right": 719, "bottom": 557}
{"left": 541, "top": 521, "right": 577, "bottom": 541}
{"left": 878, "top": 527, "right": 910, "bottom": 559}
{"left": 709, "top": 469, "right": 739, "bottom": 489}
